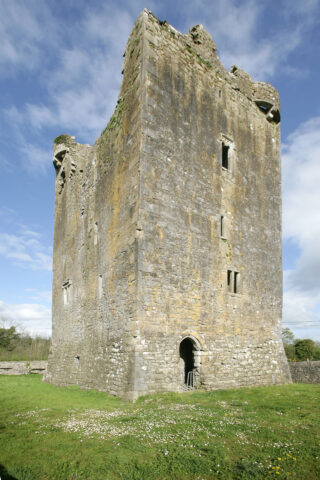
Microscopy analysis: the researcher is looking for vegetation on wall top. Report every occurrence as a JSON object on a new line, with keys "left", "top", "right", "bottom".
{"left": 54, "top": 134, "right": 71, "bottom": 145}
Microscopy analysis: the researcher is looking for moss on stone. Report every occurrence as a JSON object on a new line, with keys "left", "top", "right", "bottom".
{"left": 198, "top": 56, "right": 212, "bottom": 69}
{"left": 185, "top": 45, "right": 195, "bottom": 56}
{"left": 101, "top": 97, "right": 125, "bottom": 136}
{"left": 54, "top": 134, "right": 70, "bottom": 145}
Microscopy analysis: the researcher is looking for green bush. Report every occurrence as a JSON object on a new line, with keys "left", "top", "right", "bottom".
{"left": 295, "top": 339, "right": 316, "bottom": 361}
{"left": 284, "top": 343, "right": 296, "bottom": 360}
{"left": 0, "top": 326, "right": 20, "bottom": 351}
{"left": 282, "top": 328, "right": 320, "bottom": 361}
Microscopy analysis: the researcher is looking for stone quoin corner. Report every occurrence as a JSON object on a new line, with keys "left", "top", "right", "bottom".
{"left": 44, "top": 9, "right": 291, "bottom": 401}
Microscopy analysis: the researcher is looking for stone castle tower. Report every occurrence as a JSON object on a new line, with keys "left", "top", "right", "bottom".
{"left": 45, "top": 9, "right": 291, "bottom": 400}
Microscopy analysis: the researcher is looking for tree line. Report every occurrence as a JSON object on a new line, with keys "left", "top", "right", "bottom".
{"left": 282, "top": 328, "right": 320, "bottom": 361}
{"left": 0, "top": 325, "right": 50, "bottom": 361}
{"left": 0, "top": 324, "right": 319, "bottom": 362}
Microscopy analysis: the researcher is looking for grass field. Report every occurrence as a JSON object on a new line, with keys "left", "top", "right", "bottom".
{"left": 0, "top": 376, "right": 319, "bottom": 480}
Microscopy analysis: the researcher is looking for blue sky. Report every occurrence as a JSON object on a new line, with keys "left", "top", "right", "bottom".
{"left": 0, "top": 0, "right": 320, "bottom": 340}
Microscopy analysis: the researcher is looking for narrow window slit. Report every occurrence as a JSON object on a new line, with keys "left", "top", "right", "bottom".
{"left": 98, "top": 274, "right": 103, "bottom": 299}
{"left": 227, "top": 270, "right": 232, "bottom": 292}
{"left": 226, "top": 270, "right": 240, "bottom": 293}
{"left": 234, "top": 271, "right": 239, "bottom": 293}
{"left": 94, "top": 222, "right": 98, "bottom": 245}
{"left": 220, "top": 215, "right": 225, "bottom": 237}
{"left": 62, "top": 280, "right": 72, "bottom": 305}
{"left": 222, "top": 143, "right": 229, "bottom": 169}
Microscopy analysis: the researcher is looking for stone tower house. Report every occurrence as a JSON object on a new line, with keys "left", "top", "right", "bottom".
{"left": 45, "top": 10, "right": 291, "bottom": 400}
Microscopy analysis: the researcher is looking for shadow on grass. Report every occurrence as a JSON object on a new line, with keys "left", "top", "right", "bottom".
{"left": 0, "top": 464, "right": 36, "bottom": 480}
{"left": 0, "top": 465, "right": 18, "bottom": 480}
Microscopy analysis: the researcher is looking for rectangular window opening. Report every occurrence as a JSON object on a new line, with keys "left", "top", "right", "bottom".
{"left": 62, "top": 280, "right": 72, "bottom": 305}
{"left": 63, "top": 288, "right": 68, "bottom": 305}
{"left": 98, "top": 274, "right": 103, "bottom": 299}
{"left": 94, "top": 222, "right": 98, "bottom": 245}
{"left": 234, "top": 271, "right": 239, "bottom": 294}
{"left": 226, "top": 270, "right": 240, "bottom": 294}
{"left": 220, "top": 215, "right": 225, "bottom": 237}
{"left": 227, "top": 270, "right": 232, "bottom": 292}
{"left": 222, "top": 143, "right": 229, "bottom": 169}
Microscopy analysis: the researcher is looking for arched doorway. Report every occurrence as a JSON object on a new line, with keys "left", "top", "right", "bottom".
{"left": 179, "top": 336, "right": 201, "bottom": 387}
{"left": 179, "top": 338, "right": 194, "bottom": 384}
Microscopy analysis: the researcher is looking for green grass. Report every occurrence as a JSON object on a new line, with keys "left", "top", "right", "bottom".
{"left": 0, "top": 377, "right": 319, "bottom": 479}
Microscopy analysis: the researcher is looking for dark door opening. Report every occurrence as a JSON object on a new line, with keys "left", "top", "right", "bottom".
{"left": 179, "top": 338, "right": 194, "bottom": 384}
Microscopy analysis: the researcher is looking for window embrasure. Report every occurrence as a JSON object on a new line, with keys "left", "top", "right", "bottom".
{"left": 220, "top": 215, "right": 227, "bottom": 238}
{"left": 62, "top": 279, "right": 72, "bottom": 305}
{"left": 222, "top": 143, "right": 229, "bottom": 169}
{"left": 227, "top": 270, "right": 240, "bottom": 294}
{"left": 219, "top": 135, "right": 235, "bottom": 173}
{"left": 255, "top": 100, "right": 280, "bottom": 124}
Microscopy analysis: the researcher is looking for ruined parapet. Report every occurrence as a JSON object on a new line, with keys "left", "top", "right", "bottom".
{"left": 252, "top": 81, "right": 281, "bottom": 123}
{"left": 187, "top": 24, "right": 217, "bottom": 61}
{"left": 46, "top": 9, "right": 291, "bottom": 400}
{"left": 229, "top": 66, "right": 280, "bottom": 123}
{"left": 229, "top": 65, "right": 253, "bottom": 96}
{"left": 53, "top": 135, "right": 80, "bottom": 193}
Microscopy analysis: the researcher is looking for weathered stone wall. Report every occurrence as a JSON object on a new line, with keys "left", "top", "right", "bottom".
{"left": 0, "top": 361, "right": 47, "bottom": 375}
{"left": 46, "top": 9, "right": 291, "bottom": 400}
{"left": 131, "top": 11, "right": 290, "bottom": 398}
{"left": 45, "top": 14, "right": 145, "bottom": 398}
{"left": 289, "top": 361, "right": 320, "bottom": 384}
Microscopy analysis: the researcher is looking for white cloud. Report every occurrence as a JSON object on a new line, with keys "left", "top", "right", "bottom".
{"left": 282, "top": 116, "right": 320, "bottom": 336}
{"left": 0, "top": 230, "right": 52, "bottom": 271}
{"left": 0, "top": 207, "right": 16, "bottom": 222}
{"left": 25, "top": 104, "right": 56, "bottom": 130}
{"left": 283, "top": 0, "right": 319, "bottom": 17}
{"left": 3, "top": 0, "right": 318, "bottom": 175}
{"left": 3, "top": 106, "right": 53, "bottom": 173}
{"left": 25, "top": 289, "right": 52, "bottom": 304}
{"left": 20, "top": 143, "right": 52, "bottom": 174}
{"left": 0, "top": 300, "right": 51, "bottom": 337}
{"left": 2, "top": 2, "right": 147, "bottom": 169}
{"left": 282, "top": 288, "right": 320, "bottom": 340}
{"left": 181, "top": 0, "right": 318, "bottom": 80}
{"left": 283, "top": 286, "right": 320, "bottom": 327}
{"left": 0, "top": 0, "right": 55, "bottom": 74}
{"left": 17, "top": 4, "right": 138, "bottom": 141}
{"left": 282, "top": 117, "right": 320, "bottom": 243}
